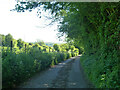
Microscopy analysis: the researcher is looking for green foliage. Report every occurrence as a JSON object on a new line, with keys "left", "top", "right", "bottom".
{"left": 12, "top": 39, "right": 18, "bottom": 48}
{"left": 2, "top": 47, "right": 72, "bottom": 88}
{"left": 0, "top": 34, "right": 5, "bottom": 46}
{"left": 33, "top": 43, "right": 40, "bottom": 48}
{"left": 60, "top": 43, "right": 69, "bottom": 52}
{"left": 36, "top": 2, "right": 119, "bottom": 88}
{"left": 42, "top": 2, "right": 119, "bottom": 88}
{"left": 53, "top": 44, "right": 61, "bottom": 52}
{"left": 80, "top": 52, "right": 119, "bottom": 88}
{"left": 5, "top": 33, "right": 13, "bottom": 47}
{"left": 17, "top": 39, "right": 24, "bottom": 49}
{"left": 2, "top": 38, "right": 78, "bottom": 88}
{"left": 42, "top": 45, "right": 49, "bottom": 52}
{"left": 12, "top": 1, "right": 120, "bottom": 88}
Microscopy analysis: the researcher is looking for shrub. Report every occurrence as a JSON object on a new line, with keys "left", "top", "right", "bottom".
{"left": 2, "top": 43, "right": 79, "bottom": 88}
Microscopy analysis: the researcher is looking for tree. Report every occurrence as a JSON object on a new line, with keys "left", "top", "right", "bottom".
{"left": 29, "top": 43, "right": 33, "bottom": 46}
{"left": 42, "top": 45, "right": 49, "bottom": 52}
{"left": 69, "top": 45, "right": 75, "bottom": 51}
{"left": 33, "top": 43, "right": 40, "bottom": 48}
{"left": 5, "top": 33, "right": 13, "bottom": 47}
{"left": 60, "top": 43, "right": 70, "bottom": 52}
{"left": 0, "top": 34, "right": 5, "bottom": 46}
{"left": 53, "top": 44, "right": 61, "bottom": 52}
{"left": 17, "top": 39, "right": 24, "bottom": 49}
{"left": 12, "top": 39, "right": 18, "bottom": 48}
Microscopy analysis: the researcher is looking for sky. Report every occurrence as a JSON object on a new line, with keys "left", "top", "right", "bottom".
{"left": 0, "top": 0, "right": 65, "bottom": 43}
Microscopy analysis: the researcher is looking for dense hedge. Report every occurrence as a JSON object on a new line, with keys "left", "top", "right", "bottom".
{"left": 2, "top": 46, "right": 78, "bottom": 88}
{"left": 80, "top": 51, "right": 119, "bottom": 88}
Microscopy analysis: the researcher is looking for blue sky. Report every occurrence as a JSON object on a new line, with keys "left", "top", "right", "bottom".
{"left": 0, "top": 0, "right": 66, "bottom": 43}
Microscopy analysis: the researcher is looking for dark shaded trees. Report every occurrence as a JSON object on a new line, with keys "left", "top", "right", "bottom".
{"left": 0, "top": 34, "right": 5, "bottom": 46}
{"left": 17, "top": 39, "right": 24, "bottom": 49}
{"left": 5, "top": 33, "right": 13, "bottom": 47}
{"left": 53, "top": 44, "right": 61, "bottom": 52}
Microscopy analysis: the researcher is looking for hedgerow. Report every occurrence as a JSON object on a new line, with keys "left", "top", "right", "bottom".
{"left": 2, "top": 45, "right": 79, "bottom": 88}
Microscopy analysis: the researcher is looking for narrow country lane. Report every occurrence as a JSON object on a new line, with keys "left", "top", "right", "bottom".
{"left": 18, "top": 55, "right": 91, "bottom": 88}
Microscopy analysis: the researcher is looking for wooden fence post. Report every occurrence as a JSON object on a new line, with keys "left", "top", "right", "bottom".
{"left": 11, "top": 40, "right": 12, "bottom": 52}
{"left": 39, "top": 47, "right": 41, "bottom": 52}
